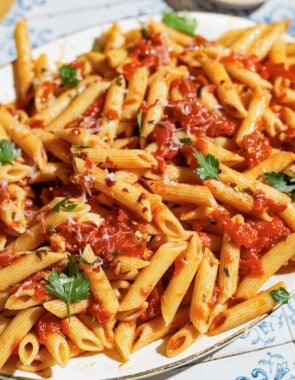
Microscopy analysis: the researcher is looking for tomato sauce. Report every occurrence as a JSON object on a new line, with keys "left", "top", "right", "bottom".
{"left": 0, "top": 250, "right": 15, "bottom": 268}
{"left": 37, "top": 313, "right": 62, "bottom": 344}
{"left": 55, "top": 208, "right": 147, "bottom": 264}
{"left": 122, "top": 32, "right": 169, "bottom": 79}
{"left": 171, "top": 97, "right": 237, "bottom": 138}
{"left": 0, "top": 182, "right": 8, "bottom": 204}
{"left": 253, "top": 191, "right": 287, "bottom": 215}
{"left": 222, "top": 216, "right": 290, "bottom": 277}
{"left": 89, "top": 300, "right": 112, "bottom": 324}
{"left": 240, "top": 131, "right": 272, "bottom": 168}
{"left": 39, "top": 81, "right": 54, "bottom": 105}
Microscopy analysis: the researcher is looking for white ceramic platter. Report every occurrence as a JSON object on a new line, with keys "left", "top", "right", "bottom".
{"left": 0, "top": 11, "right": 294, "bottom": 380}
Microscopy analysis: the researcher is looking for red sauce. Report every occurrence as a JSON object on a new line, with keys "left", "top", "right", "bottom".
{"left": 0, "top": 182, "right": 8, "bottom": 204}
{"left": 239, "top": 250, "right": 264, "bottom": 276}
{"left": 222, "top": 53, "right": 261, "bottom": 72}
{"left": 37, "top": 313, "right": 62, "bottom": 344}
{"left": 140, "top": 282, "right": 164, "bottom": 321}
{"left": 33, "top": 285, "right": 48, "bottom": 302}
{"left": 223, "top": 216, "right": 290, "bottom": 276}
{"left": 151, "top": 120, "right": 179, "bottom": 172}
{"left": 0, "top": 250, "right": 15, "bottom": 268}
{"left": 89, "top": 300, "right": 112, "bottom": 324}
{"left": 259, "top": 61, "right": 295, "bottom": 83}
{"left": 172, "top": 97, "right": 237, "bottom": 138}
{"left": 55, "top": 208, "right": 147, "bottom": 263}
{"left": 222, "top": 217, "right": 259, "bottom": 249}
{"left": 104, "top": 108, "right": 119, "bottom": 121}
{"left": 39, "top": 81, "right": 53, "bottom": 105}
{"left": 253, "top": 191, "right": 287, "bottom": 215}
{"left": 125, "top": 32, "right": 170, "bottom": 74}
{"left": 240, "top": 131, "right": 272, "bottom": 168}
{"left": 173, "top": 251, "right": 187, "bottom": 276}
{"left": 208, "top": 284, "right": 220, "bottom": 308}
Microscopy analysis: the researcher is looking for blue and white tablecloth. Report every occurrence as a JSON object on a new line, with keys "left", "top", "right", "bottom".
{"left": 0, "top": 1, "right": 294, "bottom": 379}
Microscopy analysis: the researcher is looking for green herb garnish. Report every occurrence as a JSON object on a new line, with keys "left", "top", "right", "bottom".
{"left": 137, "top": 111, "right": 143, "bottom": 132}
{"left": 162, "top": 11, "right": 197, "bottom": 36}
{"left": 52, "top": 196, "right": 78, "bottom": 212}
{"left": 263, "top": 172, "right": 295, "bottom": 199}
{"left": 224, "top": 266, "right": 230, "bottom": 277}
{"left": 72, "top": 145, "right": 91, "bottom": 149}
{"left": 197, "top": 83, "right": 205, "bottom": 97}
{"left": 141, "top": 28, "right": 149, "bottom": 40}
{"left": 180, "top": 137, "right": 192, "bottom": 145}
{"left": 0, "top": 139, "right": 21, "bottom": 164}
{"left": 45, "top": 256, "right": 90, "bottom": 319}
{"left": 270, "top": 287, "right": 290, "bottom": 305}
{"left": 35, "top": 249, "right": 48, "bottom": 260}
{"left": 59, "top": 65, "right": 79, "bottom": 87}
{"left": 193, "top": 150, "right": 220, "bottom": 180}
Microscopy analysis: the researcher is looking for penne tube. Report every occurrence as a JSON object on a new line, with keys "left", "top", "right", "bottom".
{"left": 47, "top": 79, "right": 110, "bottom": 131}
{"left": 114, "top": 320, "right": 136, "bottom": 362}
{"left": 118, "top": 241, "right": 188, "bottom": 314}
{"left": 61, "top": 316, "right": 103, "bottom": 352}
{"left": 190, "top": 248, "right": 219, "bottom": 333}
{"left": 235, "top": 87, "right": 271, "bottom": 145}
{"left": 209, "top": 281, "right": 286, "bottom": 335}
{"left": 0, "top": 306, "right": 43, "bottom": 369}
{"left": 0, "top": 251, "right": 67, "bottom": 291}
{"left": 18, "top": 332, "right": 40, "bottom": 366}
{"left": 235, "top": 232, "right": 295, "bottom": 299}
{"left": 132, "top": 307, "right": 189, "bottom": 352}
{"left": 166, "top": 322, "right": 200, "bottom": 357}
{"left": 200, "top": 55, "right": 247, "bottom": 118}
{"left": 161, "top": 233, "right": 203, "bottom": 325}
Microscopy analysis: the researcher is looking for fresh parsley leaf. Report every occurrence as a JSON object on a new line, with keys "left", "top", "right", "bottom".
{"left": 52, "top": 196, "right": 78, "bottom": 212}
{"left": 0, "top": 139, "right": 21, "bottom": 164}
{"left": 197, "top": 83, "right": 205, "bottom": 97}
{"left": 72, "top": 145, "right": 91, "bottom": 149}
{"left": 193, "top": 150, "right": 220, "bottom": 180}
{"left": 224, "top": 266, "right": 230, "bottom": 277}
{"left": 180, "top": 137, "right": 192, "bottom": 145}
{"left": 263, "top": 172, "right": 295, "bottom": 198}
{"left": 59, "top": 65, "right": 79, "bottom": 87}
{"left": 270, "top": 287, "right": 290, "bottom": 305}
{"left": 137, "top": 111, "right": 143, "bottom": 132}
{"left": 141, "top": 28, "right": 149, "bottom": 40}
{"left": 162, "top": 11, "right": 197, "bottom": 36}
{"left": 45, "top": 257, "right": 90, "bottom": 319}
{"left": 35, "top": 249, "right": 48, "bottom": 260}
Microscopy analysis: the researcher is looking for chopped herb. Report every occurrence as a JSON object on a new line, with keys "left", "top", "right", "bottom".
{"left": 0, "top": 139, "right": 21, "bottom": 164}
{"left": 112, "top": 251, "right": 122, "bottom": 257}
{"left": 180, "top": 137, "right": 192, "bottom": 145}
{"left": 47, "top": 226, "right": 56, "bottom": 233}
{"left": 71, "top": 254, "right": 102, "bottom": 266}
{"left": 197, "top": 83, "right": 205, "bottom": 97}
{"left": 137, "top": 111, "right": 143, "bottom": 132}
{"left": 193, "top": 150, "right": 220, "bottom": 180}
{"left": 116, "top": 74, "right": 124, "bottom": 86}
{"left": 52, "top": 196, "right": 78, "bottom": 212}
{"left": 270, "top": 287, "right": 290, "bottom": 305}
{"left": 224, "top": 266, "right": 230, "bottom": 277}
{"left": 72, "top": 145, "right": 91, "bottom": 149}
{"left": 59, "top": 65, "right": 79, "bottom": 87}
{"left": 263, "top": 172, "right": 295, "bottom": 199}
{"left": 141, "top": 28, "right": 149, "bottom": 40}
{"left": 35, "top": 249, "right": 48, "bottom": 260}
{"left": 92, "top": 38, "right": 103, "bottom": 52}
{"left": 45, "top": 255, "right": 90, "bottom": 319}
{"left": 162, "top": 11, "right": 197, "bottom": 36}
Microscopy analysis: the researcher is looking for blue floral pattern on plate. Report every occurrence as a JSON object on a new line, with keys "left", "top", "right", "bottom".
{"left": 235, "top": 352, "right": 295, "bottom": 380}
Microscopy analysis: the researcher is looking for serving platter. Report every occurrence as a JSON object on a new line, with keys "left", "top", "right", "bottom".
{"left": 0, "top": 11, "right": 294, "bottom": 380}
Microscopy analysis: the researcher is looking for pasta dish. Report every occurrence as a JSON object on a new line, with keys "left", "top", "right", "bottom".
{"left": 0, "top": 11, "right": 294, "bottom": 376}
